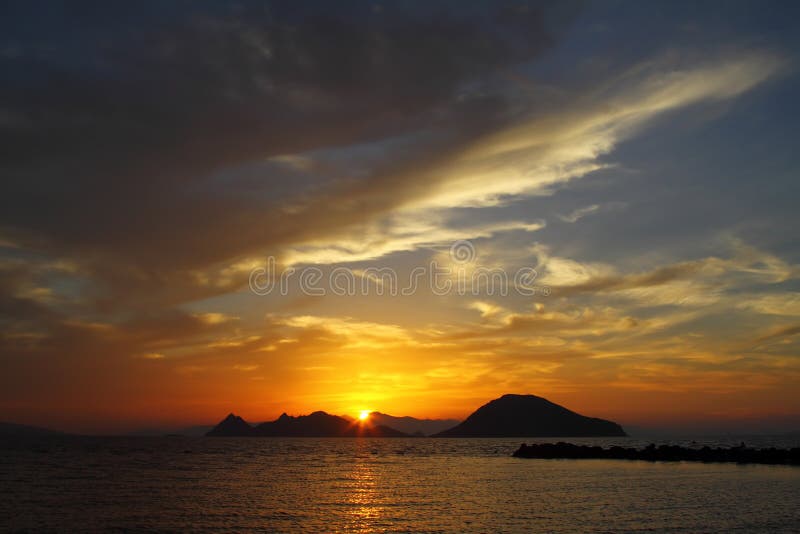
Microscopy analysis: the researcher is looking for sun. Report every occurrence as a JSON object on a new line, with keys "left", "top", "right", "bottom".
{"left": 358, "top": 410, "right": 371, "bottom": 421}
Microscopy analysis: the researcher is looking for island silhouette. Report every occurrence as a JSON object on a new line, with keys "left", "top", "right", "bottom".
{"left": 365, "top": 412, "right": 461, "bottom": 436}
{"left": 207, "top": 394, "right": 627, "bottom": 437}
{"left": 434, "top": 394, "right": 626, "bottom": 437}
{"left": 207, "top": 411, "right": 408, "bottom": 437}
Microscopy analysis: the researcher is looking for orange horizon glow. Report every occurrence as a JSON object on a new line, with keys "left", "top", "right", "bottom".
{"left": 11, "top": 382, "right": 800, "bottom": 436}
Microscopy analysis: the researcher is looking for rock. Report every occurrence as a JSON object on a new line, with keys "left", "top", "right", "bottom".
{"left": 512, "top": 442, "right": 800, "bottom": 465}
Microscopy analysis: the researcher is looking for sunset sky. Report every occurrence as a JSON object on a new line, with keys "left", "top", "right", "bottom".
{"left": 1, "top": 1, "right": 799, "bottom": 434}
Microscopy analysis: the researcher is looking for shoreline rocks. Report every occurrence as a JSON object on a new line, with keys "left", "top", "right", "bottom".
{"left": 512, "top": 442, "right": 800, "bottom": 465}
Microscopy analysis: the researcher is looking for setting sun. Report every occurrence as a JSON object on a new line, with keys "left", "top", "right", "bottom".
{"left": 358, "top": 410, "right": 371, "bottom": 421}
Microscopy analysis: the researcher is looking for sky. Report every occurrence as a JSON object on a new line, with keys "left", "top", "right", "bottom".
{"left": 1, "top": 1, "right": 800, "bottom": 434}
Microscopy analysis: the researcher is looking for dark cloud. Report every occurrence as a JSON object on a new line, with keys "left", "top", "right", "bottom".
{"left": 0, "top": 1, "right": 579, "bottom": 313}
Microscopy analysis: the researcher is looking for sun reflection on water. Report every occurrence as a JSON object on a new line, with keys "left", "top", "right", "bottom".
{"left": 343, "top": 444, "right": 385, "bottom": 531}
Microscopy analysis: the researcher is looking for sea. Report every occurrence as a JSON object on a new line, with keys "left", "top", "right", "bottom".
{"left": 1, "top": 435, "right": 799, "bottom": 532}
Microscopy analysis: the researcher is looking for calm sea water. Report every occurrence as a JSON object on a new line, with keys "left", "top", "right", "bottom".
{"left": 1, "top": 435, "right": 799, "bottom": 532}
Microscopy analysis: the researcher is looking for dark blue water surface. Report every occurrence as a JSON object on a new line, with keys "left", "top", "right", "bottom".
{"left": 1, "top": 435, "right": 799, "bottom": 532}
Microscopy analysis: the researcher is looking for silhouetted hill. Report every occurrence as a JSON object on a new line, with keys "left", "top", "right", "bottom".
{"left": 434, "top": 394, "right": 626, "bottom": 437}
{"left": 0, "top": 422, "right": 66, "bottom": 437}
{"left": 207, "top": 411, "right": 408, "bottom": 437}
{"left": 206, "top": 413, "right": 255, "bottom": 436}
{"left": 368, "top": 412, "right": 461, "bottom": 436}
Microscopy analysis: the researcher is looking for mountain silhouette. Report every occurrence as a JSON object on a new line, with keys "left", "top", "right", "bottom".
{"left": 206, "top": 411, "right": 408, "bottom": 437}
{"left": 434, "top": 394, "right": 626, "bottom": 437}
{"left": 206, "top": 413, "right": 255, "bottom": 436}
{"left": 367, "top": 412, "right": 461, "bottom": 436}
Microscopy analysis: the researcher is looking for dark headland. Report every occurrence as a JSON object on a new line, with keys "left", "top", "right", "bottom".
{"left": 433, "top": 394, "right": 626, "bottom": 437}
{"left": 513, "top": 442, "right": 800, "bottom": 465}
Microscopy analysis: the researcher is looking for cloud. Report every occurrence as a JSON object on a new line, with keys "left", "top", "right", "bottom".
{"left": 754, "top": 324, "right": 800, "bottom": 344}
{"left": 407, "top": 53, "right": 783, "bottom": 208}
{"left": 541, "top": 239, "right": 797, "bottom": 299}
{"left": 233, "top": 364, "right": 260, "bottom": 372}
{"left": 558, "top": 204, "right": 601, "bottom": 223}
{"left": 281, "top": 217, "right": 545, "bottom": 266}
{"left": 468, "top": 301, "right": 507, "bottom": 319}
{"left": 557, "top": 202, "right": 627, "bottom": 223}
{"left": 278, "top": 315, "right": 414, "bottom": 349}
{"left": 193, "top": 312, "right": 238, "bottom": 325}
{"left": 737, "top": 293, "right": 800, "bottom": 317}
{"left": 260, "top": 52, "right": 785, "bottom": 276}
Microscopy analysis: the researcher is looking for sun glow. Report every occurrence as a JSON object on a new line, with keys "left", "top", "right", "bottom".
{"left": 358, "top": 410, "right": 371, "bottom": 421}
